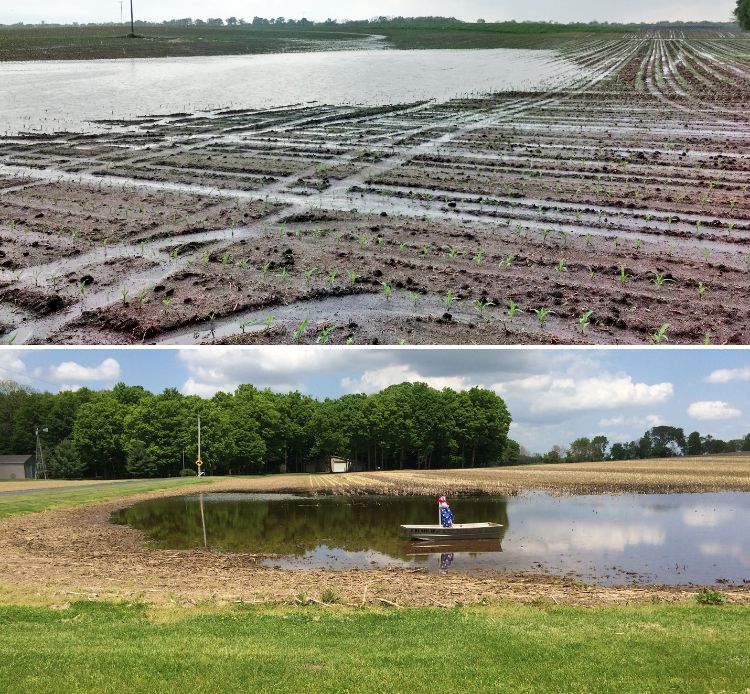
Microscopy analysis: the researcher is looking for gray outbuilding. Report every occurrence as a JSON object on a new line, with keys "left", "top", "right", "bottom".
{"left": 0, "top": 455, "right": 36, "bottom": 480}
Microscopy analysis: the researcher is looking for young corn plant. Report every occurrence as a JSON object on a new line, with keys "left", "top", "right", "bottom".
{"left": 293, "top": 318, "right": 310, "bottom": 342}
{"left": 326, "top": 270, "right": 337, "bottom": 286}
{"left": 556, "top": 259, "right": 568, "bottom": 273}
{"left": 651, "top": 323, "right": 670, "bottom": 344}
{"left": 698, "top": 282, "right": 706, "bottom": 299}
{"left": 533, "top": 307, "right": 555, "bottom": 328}
{"left": 507, "top": 299, "right": 522, "bottom": 319}
{"left": 472, "top": 298, "right": 494, "bottom": 320}
{"left": 444, "top": 289, "right": 460, "bottom": 309}
{"left": 618, "top": 266, "right": 631, "bottom": 285}
{"left": 382, "top": 283, "right": 393, "bottom": 301}
{"left": 317, "top": 325, "right": 338, "bottom": 344}
{"left": 579, "top": 310, "right": 593, "bottom": 334}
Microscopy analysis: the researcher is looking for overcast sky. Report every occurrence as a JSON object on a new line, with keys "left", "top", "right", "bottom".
{"left": 1, "top": 1, "right": 738, "bottom": 25}
{"left": 1, "top": 348, "right": 748, "bottom": 454}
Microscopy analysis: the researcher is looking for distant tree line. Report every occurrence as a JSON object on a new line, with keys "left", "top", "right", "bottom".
{"left": 525, "top": 425, "right": 750, "bottom": 465}
{"left": 0, "top": 381, "right": 515, "bottom": 479}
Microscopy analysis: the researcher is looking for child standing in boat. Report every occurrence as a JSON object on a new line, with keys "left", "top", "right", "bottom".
{"left": 438, "top": 496, "right": 454, "bottom": 528}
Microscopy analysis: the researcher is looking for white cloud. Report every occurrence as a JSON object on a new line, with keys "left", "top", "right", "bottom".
{"left": 705, "top": 366, "right": 750, "bottom": 384}
{"left": 0, "top": 350, "right": 29, "bottom": 384}
{"left": 58, "top": 384, "right": 83, "bottom": 392}
{"left": 687, "top": 401, "right": 741, "bottom": 421}
{"left": 342, "top": 364, "right": 470, "bottom": 394}
{"left": 48, "top": 358, "right": 120, "bottom": 382}
{"left": 515, "top": 374, "right": 673, "bottom": 413}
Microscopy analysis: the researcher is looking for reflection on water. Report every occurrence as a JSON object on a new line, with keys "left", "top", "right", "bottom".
{"left": 0, "top": 48, "right": 586, "bottom": 134}
{"left": 112, "top": 491, "right": 750, "bottom": 586}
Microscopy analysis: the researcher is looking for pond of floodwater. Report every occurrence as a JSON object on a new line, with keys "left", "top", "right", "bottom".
{"left": 112, "top": 492, "right": 750, "bottom": 586}
{"left": 0, "top": 48, "right": 587, "bottom": 134}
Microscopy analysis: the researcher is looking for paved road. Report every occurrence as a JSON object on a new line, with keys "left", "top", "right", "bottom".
{"left": 0, "top": 479, "right": 169, "bottom": 497}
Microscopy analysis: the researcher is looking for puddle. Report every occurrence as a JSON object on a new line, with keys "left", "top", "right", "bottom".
{"left": 112, "top": 491, "right": 750, "bottom": 586}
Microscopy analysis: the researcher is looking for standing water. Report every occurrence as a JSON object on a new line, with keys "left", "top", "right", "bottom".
{"left": 112, "top": 491, "right": 750, "bottom": 586}
{"left": 0, "top": 49, "right": 587, "bottom": 134}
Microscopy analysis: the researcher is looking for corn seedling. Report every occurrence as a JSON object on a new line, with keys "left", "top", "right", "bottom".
{"left": 317, "top": 325, "right": 338, "bottom": 344}
{"left": 618, "top": 266, "right": 631, "bottom": 285}
{"left": 473, "top": 250, "right": 485, "bottom": 264}
{"left": 382, "top": 283, "right": 393, "bottom": 300}
{"left": 579, "top": 310, "right": 593, "bottom": 333}
{"left": 507, "top": 299, "right": 522, "bottom": 319}
{"left": 120, "top": 287, "right": 129, "bottom": 304}
{"left": 556, "top": 259, "right": 568, "bottom": 273}
{"left": 533, "top": 307, "right": 555, "bottom": 327}
{"left": 698, "top": 282, "right": 706, "bottom": 299}
{"left": 587, "top": 266, "right": 595, "bottom": 279}
{"left": 327, "top": 270, "right": 337, "bottom": 286}
{"left": 349, "top": 271, "right": 359, "bottom": 285}
{"left": 221, "top": 251, "right": 231, "bottom": 265}
{"left": 304, "top": 267, "right": 315, "bottom": 280}
{"left": 447, "top": 245, "right": 460, "bottom": 259}
{"left": 472, "top": 298, "right": 494, "bottom": 320}
{"left": 443, "top": 289, "right": 460, "bottom": 309}
{"left": 651, "top": 323, "right": 670, "bottom": 344}
{"left": 293, "top": 318, "right": 310, "bottom": 342}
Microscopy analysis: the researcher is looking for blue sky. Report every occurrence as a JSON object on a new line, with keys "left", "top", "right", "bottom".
{"left": 1, "top": 348, "right": 748, "bottom": 453}
{"left": 1, "top": 1, "right": 738, "bottom": 25}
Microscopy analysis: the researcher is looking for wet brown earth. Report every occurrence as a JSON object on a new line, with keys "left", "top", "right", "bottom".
{"left": 1, "top": 33, "right": 749, "bottom": 345}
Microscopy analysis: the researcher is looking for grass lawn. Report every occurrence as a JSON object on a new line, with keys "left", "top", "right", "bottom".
{"left": 0, "top": 601, "right": 747, "bottom": 693}
{"left": 0, "top": 477, "right": 209, "bottom": 519}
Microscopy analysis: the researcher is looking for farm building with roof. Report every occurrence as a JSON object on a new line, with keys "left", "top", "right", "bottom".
{"left": 0, "top": 455, "right": 36, "bottom": 480}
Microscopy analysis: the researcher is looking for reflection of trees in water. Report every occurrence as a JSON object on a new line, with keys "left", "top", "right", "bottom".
{"left": 114, "top": 495, "right": 509, "bottom": 559}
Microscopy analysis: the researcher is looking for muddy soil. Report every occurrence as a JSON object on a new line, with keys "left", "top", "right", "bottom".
{"left": 1, "top": 34, "right": 749, "bottom": 344}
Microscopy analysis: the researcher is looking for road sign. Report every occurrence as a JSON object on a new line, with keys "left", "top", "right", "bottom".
{"left": 196, "top": 459, "right": 203, "bottom": 467}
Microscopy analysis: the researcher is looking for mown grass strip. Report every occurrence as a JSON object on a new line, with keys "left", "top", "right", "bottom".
{"left": 0, "top": 602, "right": 747, "bottom": 693}
{"left": 0, "top": 478, "right": 209, "bottom": 519}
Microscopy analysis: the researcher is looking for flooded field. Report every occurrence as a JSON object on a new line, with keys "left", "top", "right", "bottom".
{"left": 0, "top": 48, "right": 582, "bottom": 134}
{"left": 112, "top": 492, "right": 750, "bottom": 586}
{"left": 1, "top": 34, "right": 749, "bottom": 345}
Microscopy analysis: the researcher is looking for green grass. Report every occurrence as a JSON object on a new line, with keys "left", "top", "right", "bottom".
{"left": 0, "top": 601, "right": 747, "bottom": 692}
{"left": 0, "top": 478, "right": 209, "bottom": 518}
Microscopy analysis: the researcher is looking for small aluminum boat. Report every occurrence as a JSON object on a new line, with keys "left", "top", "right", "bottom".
{"left": 401, "top": 522, "right": 503, "bottom": 541}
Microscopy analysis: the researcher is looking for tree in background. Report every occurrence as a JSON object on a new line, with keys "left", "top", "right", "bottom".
{"left": 686, "top": 431, "right": 703, "bottom": 456}
{"left": 736, "top": 0, "right": 750, "bottom": 30}
{"left": 47, "top": 439, "right": 86, "bottom": 479}
{"left": 125, "top": 440, "right": 158, "bottom": 478}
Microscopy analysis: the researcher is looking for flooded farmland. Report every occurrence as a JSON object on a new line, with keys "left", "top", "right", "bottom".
{"left": 1, "top": 34, "right": 749, "bottom": 345}
{"left": 0, "top": 48, "right": 585, "bottom": 135}
{"left": 112, "top": 492, "right": 750, "bottom": 587}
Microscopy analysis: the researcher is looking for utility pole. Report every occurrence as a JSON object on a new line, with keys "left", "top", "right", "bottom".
{"left": 34, "top": 426, "right": 48, "bottom": 480}
{"left": 118, "top": 0, "right": 123, "bottom": 24}
{"left": 196, "top": 416, "right": 204, "bottom": 476}
{"left": 129, "top": 0, "right": 135, "bottom": 36}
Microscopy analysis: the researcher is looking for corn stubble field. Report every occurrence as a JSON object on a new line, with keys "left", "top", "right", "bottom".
{"left": 1, "top": 32, "right": 749, "bottom": 345}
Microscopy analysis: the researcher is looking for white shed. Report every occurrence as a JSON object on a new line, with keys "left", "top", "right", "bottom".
{"left": 0, "top": 455, "right": 36, "bottom": 480}
{"left": 329, "top": 457, "right": 351, "bottom": 473}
